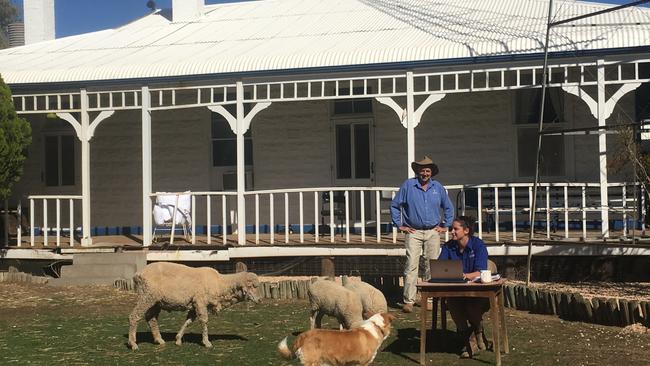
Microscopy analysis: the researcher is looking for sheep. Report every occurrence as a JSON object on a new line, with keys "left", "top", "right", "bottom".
{"left": 308, "top": 277, "right": 364, "bottom": 330}
{"left": 342, "top": 276, "right": 388, "bottom": 319}
{"left": 127, "top": 262, "right": 261, "bottom": 350}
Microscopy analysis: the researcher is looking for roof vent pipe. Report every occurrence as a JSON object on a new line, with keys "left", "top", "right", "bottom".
{"left": 24, "top": 0, "right": 55, "bottom": 44}
{"left": 172, "top": 0, "right": 205, "bottom": 22}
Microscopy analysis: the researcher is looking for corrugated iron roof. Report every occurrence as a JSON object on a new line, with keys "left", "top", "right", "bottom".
{"left": 0, "top": 0, "right": 649, "bottom": 85}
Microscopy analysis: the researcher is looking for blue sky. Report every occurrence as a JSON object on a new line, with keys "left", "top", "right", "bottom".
{"left": 8, "top": 0, "right": 649, "bottom": 38}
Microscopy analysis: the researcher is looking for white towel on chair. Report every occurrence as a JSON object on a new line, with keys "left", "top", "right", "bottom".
{"left": 153, "top": 194, "right": 191, "bottom": 225}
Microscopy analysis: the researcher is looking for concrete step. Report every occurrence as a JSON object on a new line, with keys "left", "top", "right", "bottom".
{"left": 48, "top": 276, "right": 118, "bottom": 287}
{"left": 73, "top": 252, "right": 146, "bottom": 270}
{"left": 60, "top": 263, "right": 138, "bottom": 279}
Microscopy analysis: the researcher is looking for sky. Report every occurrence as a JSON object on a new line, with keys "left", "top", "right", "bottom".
{"left": 8, "top": 0, "right": 650, "bottom": 38}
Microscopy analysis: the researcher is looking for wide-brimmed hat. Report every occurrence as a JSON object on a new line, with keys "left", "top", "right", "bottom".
{"left": 411, "top": 156, "right": 439, "bottom": 176}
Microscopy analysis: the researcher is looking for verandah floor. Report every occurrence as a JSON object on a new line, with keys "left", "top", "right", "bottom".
{"left": 8, "top": 228, "right": 649, "bottom": 249}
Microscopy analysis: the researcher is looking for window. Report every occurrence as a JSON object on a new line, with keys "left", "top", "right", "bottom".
{"left": 515, "top": 88, "right": 566, "bottom": 177}
{"left": 45, "top": 135, "right": 75, "bottom": 186}
{"left": 635, "top": 82, "right": 650, "bottom": 121}
{"left": 211, "top": 105, "right": 253, "bottom": 167}
{"left": 332, "top": 87, "right": 373, "bottom": 116}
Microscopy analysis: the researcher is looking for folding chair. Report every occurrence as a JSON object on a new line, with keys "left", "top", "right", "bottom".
{"left": 152, "top": 192, "right": 192, "bottom": 244}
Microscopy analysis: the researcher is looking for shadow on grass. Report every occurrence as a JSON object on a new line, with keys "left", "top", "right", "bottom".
{"left": 383, "top": 327, "right": 468, "bottom": 363}
{"left": 123, "top": 332, "right": 247, "bottom": 348}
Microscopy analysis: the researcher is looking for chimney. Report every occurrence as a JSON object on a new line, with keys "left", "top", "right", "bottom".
{"left": 172, "top": 0, "right": 205, "bottom": 22}
{"left": 24, "top": 0, "right": 55, "bottom": 44}
{"left": 8, "top": 22, "right": 25, "bottom": 47}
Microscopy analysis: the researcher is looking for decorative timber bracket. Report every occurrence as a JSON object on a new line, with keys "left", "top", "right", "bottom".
{"left": 562, "top": 83, "right": 641, "bottom": 119}
{"left": 207, "top": 102, "right": 272, "bottom": 134}
{"left": 375, "top": 94, "right": 446, "bottom": 128}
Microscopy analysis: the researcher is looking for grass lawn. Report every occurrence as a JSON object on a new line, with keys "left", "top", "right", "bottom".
{"left": 0, "top": 282, "right": 648, "bottom": 365}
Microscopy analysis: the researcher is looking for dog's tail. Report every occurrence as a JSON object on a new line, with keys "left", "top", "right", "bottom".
{"left": 277, "top": 337, "right": 296, "bottom": 360}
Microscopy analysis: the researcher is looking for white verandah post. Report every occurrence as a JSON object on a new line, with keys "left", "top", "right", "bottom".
{"left": 406, "top": 71, "right": 416, "bottom": 176}
{"left": 596, "top": 60, "right": 610, "bottom": 238}
{"left": 141, "top": 86, "right": 153, "bottom": 246}
{"left": 80, "top": 89, "right": 92, "bottom": 246}
{"left": 236, "top": 81, "right": 247, "bottom": 245}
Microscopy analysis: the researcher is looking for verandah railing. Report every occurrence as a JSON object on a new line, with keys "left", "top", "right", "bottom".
{"left": 10, "top": 182, "right": 645, "bottom": 247}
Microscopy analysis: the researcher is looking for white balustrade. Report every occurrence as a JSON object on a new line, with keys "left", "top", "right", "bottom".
{"left": 27, "top": 195, "right": 82, "bottom": 247}
{"left": 17, "top": 182, "right": 642, "bottom": 248}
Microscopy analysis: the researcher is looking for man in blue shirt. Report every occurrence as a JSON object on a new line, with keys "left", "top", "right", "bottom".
{"left": 391, "top": 156, "right": 454, "bottom": 313}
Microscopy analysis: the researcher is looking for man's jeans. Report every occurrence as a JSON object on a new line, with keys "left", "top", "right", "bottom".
{"left": 403, "top": 229, "right": 441, "bottom": 304}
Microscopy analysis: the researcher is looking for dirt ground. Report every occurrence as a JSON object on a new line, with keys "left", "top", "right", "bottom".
{"left": 0, "top": 282, "right": 649, "bottom": 366}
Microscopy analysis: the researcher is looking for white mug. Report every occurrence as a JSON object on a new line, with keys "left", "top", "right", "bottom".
{"left": 480, "top": 270, "right": 492, "bottom": 283}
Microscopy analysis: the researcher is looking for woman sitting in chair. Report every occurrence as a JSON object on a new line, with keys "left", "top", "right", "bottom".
{"left": 438, "top": 216, "right": 490, "bottom": 358}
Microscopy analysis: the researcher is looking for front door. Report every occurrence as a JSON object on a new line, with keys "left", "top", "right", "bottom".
{"left": 332, "top": 119, "right": 374, "bottom": 221}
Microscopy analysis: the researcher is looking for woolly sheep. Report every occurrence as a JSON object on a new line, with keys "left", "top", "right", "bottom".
{"left": 127, "top": 262, "right": 261, "bottom": 350}
{"left": 342, "top": 276, "right": 388, "bottom": 319}
{"left": 307, "top": 277, "right": 364, "bottom": 329}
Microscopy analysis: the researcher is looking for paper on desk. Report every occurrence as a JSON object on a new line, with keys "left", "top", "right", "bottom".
{"left": 470, "top": 274, "right": 501, "bottom": 283}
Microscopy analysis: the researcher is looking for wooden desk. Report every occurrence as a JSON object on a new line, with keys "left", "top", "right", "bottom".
{"left": 416, "top": 279, "right": 509, "bottom": 366}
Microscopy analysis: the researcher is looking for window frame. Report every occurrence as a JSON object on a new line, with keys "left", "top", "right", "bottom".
{"left": 43, "top": 132, "right": 76, "bottom": 187}
{"left": 210, "top": 104, "right": 253, "bottom": 168}
{"left": 513, "top": 88, "right": 570, "bottom": 179}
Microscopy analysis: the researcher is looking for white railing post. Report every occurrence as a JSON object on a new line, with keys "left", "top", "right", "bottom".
{"left": 622, "top": 185, "right": 627, "bottom": 237}
{"left": 329, "top": 190, "right": 334, "bottom": 243}
{"left": 314, "top": 191, "right": 319, "bottom": 243}
{"left": 17, "top": 200, "right": 22, "bottom": 247}
{"left": 511, "top": 186, "right": 516, "bottom": 242}
{"left": 169, "top": 194, "right": 178, "bottom": 245}
{"left": 30, "top": 198, "right": 34, "bottom": 247}
{"left": 582, "top": 186, "right": 587, "bottom": 239}
{"left": 360, "top": 190, "right": 365, "bottom": 243}
{"left": 564, "top": 186, "right": 569, "bottom": 239}
{"left": 270, "top": 193, "right": 275, "bottom": 244}
{"left": 56, "top": 198, "right": 61, "bottom": 247}
{"left": 391, "top": 191, "right": 397, "bottom": 243}
{"left": 255, "top": 194, "right": 260, "bottom": 244}
{"left": 299, "top": 192, "right": 304, "bottom": 243}
{"left": 477, "top": 187, "right": 483, "bottom": 239}
{"left": 191, "top": 195, "right": 196, "bottom": 244}
{"left": 494, "top": 187, "right": 499, "bottom": 242}
{"left": 43, "top": 198, "right": 48, "bottom": 246}
{"left": 206, "top": 195, "right": 212, "bottom": 244}
{"left": 528, "top": 186, "right": 533, "bottom": 234}
{"left": 222, "top": 195, "right": 227, "bottom": 245}
{"left": 69, "top": 198, "right": 74, "bottom": 246}
{"left": 344, "top": 190, "right": 350, "bottom": 243}
{"left": 284, "top": 192, "right": 289, "bottom": 244}
{"left": 546, "top": 186, "right": 550, "bottom": 239}
{"left": 376, "top": 190, "right": 381, "bottom": 243}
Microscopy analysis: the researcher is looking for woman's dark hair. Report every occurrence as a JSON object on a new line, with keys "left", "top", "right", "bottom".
{"left": 453, "top": 216, "right": 476, "bottom": 236}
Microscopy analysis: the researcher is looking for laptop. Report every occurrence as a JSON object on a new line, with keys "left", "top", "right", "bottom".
{"left": 428, "top": 260, "right": 466, "bottom": 283}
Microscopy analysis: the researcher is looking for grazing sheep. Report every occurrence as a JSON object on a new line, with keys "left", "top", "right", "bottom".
{"left": 127, "top": 262, "right": 261, "bottom": 350}
{"left": 342, "top": 276, "right": 388, "bottom": 319}
{"left": 308, "top": 277, "right": 364, "bottom": 329}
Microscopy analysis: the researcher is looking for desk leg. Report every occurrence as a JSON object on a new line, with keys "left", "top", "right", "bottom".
{"left": 499, "top": 290, "right": 509, "bottom": 354}
{"left": 489, "top": 294, "right": 501, "bottom": 366}
{"left": 441, "top": 299, "right": 447, "bottom": 331}
{"left": 420, "top": 293, "right": 428, "bottom": 365}
{"left": 431, "top": 298, "right": 438, "bottom": 330}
